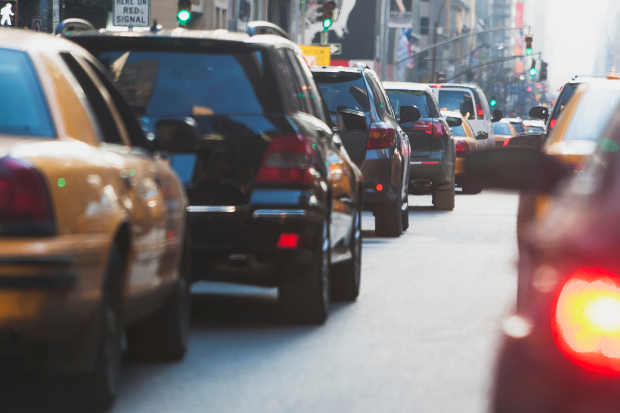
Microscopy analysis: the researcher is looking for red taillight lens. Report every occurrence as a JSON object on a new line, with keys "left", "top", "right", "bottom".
{"left": 476, "top": 103, "right": 484, "bottom": 118}
{"left": 255, "top": 134, "right": 316, "bottom": 184}
{"left": 412, "top": 121, "right": 433, "bottom": 135}
{"left": 455, "top": 140, "right": 469, "bottom": 156}
{"left": 549, "top": 119, "right": 557, "bottom": 129}
{"left": 503, "top": 138, "right": 511, "bottom": 146}
{"left": 375, "top": 183, "right": 383, "bottom": 191}
{"left": 430, "top": 84, "right": 442, "bottom": 88}
{"left": 367, "top": 127, "right": 396, "bottom": 149}
{"left": 0, "top": 157, "right": 55, "bottom": 236}
{"left": 554, "top": 268, "right": 620, "bottom": 375}
{"left": 277, "top": 233, "right": 301, "bottom": 249}
{"left": 432, "top": 121, "right": 448, "bottom": 138}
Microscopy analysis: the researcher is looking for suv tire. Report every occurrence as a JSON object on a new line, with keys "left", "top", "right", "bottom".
{"left": 126, "top": 230, "right": 192, "bottom": 361}
{"left": 375, "top": 191, "right": 403, "bottom": 237}
{"left": 401, "top": 197, "right": 409, "bottom": 230}
{"left": 331, "top": 207, "right": 361, "bottom": 301}
{"left": 433, "top": 181, "right": 455, "bottom": 211}
{"left": 279, "top": 218, "right": 330, "bottom": 324}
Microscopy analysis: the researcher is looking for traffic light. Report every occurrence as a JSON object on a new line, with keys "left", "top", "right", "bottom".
{"left": 177, "top": 0, "right": 191, "bottom": 26}
{"left": 540, "top": 61, "right": 548, "bottom": 81}
{"left": 529, "top": 59, "right": 537, "bottom": 80}
{"left": 525, "top": 34, "right": 533, "bottom": 56}
{"left": 319, "top": 0, "right": 336, "bottom": 31}
{"left": 490, "top": 97, "right": 497, "bottom": 107}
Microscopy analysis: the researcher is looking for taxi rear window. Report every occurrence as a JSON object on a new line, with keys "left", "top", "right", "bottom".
{"left": 0, "top": 49, "right": 55, "bottom": 137}
{"left": 437, "top": 90, "right": 475, "bottom": 120}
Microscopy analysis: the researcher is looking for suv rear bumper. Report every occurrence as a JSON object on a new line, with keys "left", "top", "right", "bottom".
{"left": 360, "top": 151, "right": 400, "bottom": 209}
{"left": 409, "top": 159, "right": 450, "bottom": 185}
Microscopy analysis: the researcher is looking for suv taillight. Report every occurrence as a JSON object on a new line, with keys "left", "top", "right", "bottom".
{"left": 367, "top": 127, "right": 396, "bottom": 150}
{"left": 255, "top": 134, "right": 316, "bottom": 184}
{"left": 432, "top": 121, "right": 449, "bottom": 138}
{"left": 0, "top": 157, "right": 55, "bottom": 236}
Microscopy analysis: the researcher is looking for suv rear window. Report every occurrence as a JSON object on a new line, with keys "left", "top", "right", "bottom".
{"left": 385, "top": 90, "right": 439, "bottom": 119}
{"left": 437, "top": 90, "right": 475, "bottom": 120}
{"left": 314, "top": 73, "right": 370, "bottom": 114}
{"left": 0, "top": 49, "right": 55, "bottom": 137}
{"left": 94, "top": 49, "right": 280, "bottom": 116}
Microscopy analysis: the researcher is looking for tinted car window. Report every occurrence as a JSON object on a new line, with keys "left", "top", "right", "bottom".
{"left": 95, "top": 49, "right": 279, "bottom": 116}
{"left": 386, "top": 90, "right": 439, "bottom": 118}
{"left": 315, "top": 73, "right": 370, "bottom": 114}
{"left": 366, "top": 74, "right": 390, "bottom": 118}
{"left": 451, "top": 124, "right": 466, "bottom": 136}
{"left": 0, "top": 49, "right": 55, "bottom": 138}
{"left": 551, "top": 83, "right": 578, "bottom": 121}
{"left": 494, "top": 122, "right": 513, "bottom": 135}
{"left": 437, "top": 90, "right": 475, "bottom": 120}
{"left": 564, "top": 90, "right": 620, "bottom": 142}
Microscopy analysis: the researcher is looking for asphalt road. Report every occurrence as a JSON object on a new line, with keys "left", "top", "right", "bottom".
{"left": 110, "top": 190, "right": 518, "bottom": 413}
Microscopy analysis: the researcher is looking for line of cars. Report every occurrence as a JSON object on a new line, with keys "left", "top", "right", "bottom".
{"left": 464, "top": 75, "right": 620, "bottom": 411}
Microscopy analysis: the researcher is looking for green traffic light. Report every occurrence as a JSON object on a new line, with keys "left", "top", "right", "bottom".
{"left": 526, "top": 48, "right": 532, "bottom": 56}
{"left": 490, "top": 99, "right": 497, "bottom": 107}
{"left": 323, "top": 18, "right": 332, "bottom": 29}
{"left": 178, "top": 9, "right": 191, "bottom": 24}
{"left": 530, "top": 67, "right": 537, "bottom": 76}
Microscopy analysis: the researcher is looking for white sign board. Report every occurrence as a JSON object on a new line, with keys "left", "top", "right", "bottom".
{"left": 52, "top": 0, "right": 59, "bottom": 32}
{"left": 113, "top": 0, "right": 149, "bottom": 27}
{"left": 32, "top": 17, "right": 42, "bottom": 31}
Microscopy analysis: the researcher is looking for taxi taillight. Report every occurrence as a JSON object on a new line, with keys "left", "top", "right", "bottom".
{"left": 0, "top": 157, "right": 55, "bottom": 236}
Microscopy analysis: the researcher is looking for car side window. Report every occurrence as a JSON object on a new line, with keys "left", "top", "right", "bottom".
{"left": 84, "top": 58, "right": 151, "bottom": 151}
{"left": 60, "top": 53, "right": 124, "bottom": 145}
{"left": 285, "top": 49, "right": 315, "bottom": 117}
{"left": 366, "top": 73, "right": 390, "bottom": 119}
{"left": 272, "top": 48, "right": 307, "bottom": 114}
{"left": 289, "top": 50, "right": 328, "bottom": 122}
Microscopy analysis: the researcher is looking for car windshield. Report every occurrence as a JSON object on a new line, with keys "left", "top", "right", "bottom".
{"left": 314, "top": 73, "right": 371, "bottom": 113}
{"left": 94, "top": 49, "right": 280, "bottom": 116}
{"left": 385, "top": 90, "right": 439, "bottom": 119}
{"left": 437, "top": 90, "right": 475, "bottom": 120}
{"left": 0, "top": 49, "right": 55, "bottom": 137}
{"left": 564, "top": 89, "right": 620, "bottom": 142}
{"left": 493, "top": 122, "right": 512, "bottom": 135}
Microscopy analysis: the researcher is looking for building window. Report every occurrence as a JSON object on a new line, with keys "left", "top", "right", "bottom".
{"left": 222, "top": 9, "right": 227, "bottom": 29}
{"left": 420, "top": 17, "right": 429, "bottom": 35}
{"left": 216, "top": 7, "right": 221, "bottom": 29}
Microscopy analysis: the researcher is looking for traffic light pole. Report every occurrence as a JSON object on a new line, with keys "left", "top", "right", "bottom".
{"left": 397, "top": 25, "right": 530, "bottom": 65}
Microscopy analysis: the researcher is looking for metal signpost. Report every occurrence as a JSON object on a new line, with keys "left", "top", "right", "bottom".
{"left": 113, "top": 0, "right": 150, "bottom": 28}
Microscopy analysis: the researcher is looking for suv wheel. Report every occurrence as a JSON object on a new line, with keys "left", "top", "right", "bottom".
{"left": 433, "top": 181, "right": 455, "bottom": 211}
{"left": 331, "top": 207, "right": 361, "bottom": 301}
{"left": 401, "top": 197, "right": 409, "bottom": 231}
{"left": 279, "top": 218, "right": 330, "bottom": 324}
{"left": 375, "top": 191, "right": 403, "bottom": 237}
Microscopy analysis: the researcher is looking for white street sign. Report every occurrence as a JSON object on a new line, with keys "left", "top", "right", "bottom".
{"left": 329, "top": 43, "right": 342, "bottom": 55}
{"left": 114, "top": 0, "right": 149, "bottom": 27}
{"left": 32, "top": 17, "right": 42, "bottom": 31}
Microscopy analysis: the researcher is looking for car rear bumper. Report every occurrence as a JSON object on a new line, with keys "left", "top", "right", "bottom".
{"left": 0, "top": 235, "right": 110, "bottom": 373}
{"left": 409, "top": 160, "right": 450, "bottom": 185}
{"left": 360, "top": 150, "right": 401, "bottom": 208}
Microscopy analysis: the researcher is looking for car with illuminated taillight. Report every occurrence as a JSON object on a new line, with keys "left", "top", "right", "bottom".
{"left": 430, "top": 83, "right": 501, "bottom": 150}
{"left": 494, "top": 120, "right": 517, "bottom": 147}
{"left": 384, "top": 82, "right": 463, "bottom": 209}
{"left": 464, "top": 106, "right": 620, "bottom": 413}
{"left": 313, "top": 65, "right": 411, "bottom": 236}
{"left": 441, "top": 110, "right": 486, "bottom": 194}
{"left": 71, "top": 25, "right": 364, "bottom": 324}
{"left": 0, "top": 31, "right": 191, "bottom": 410}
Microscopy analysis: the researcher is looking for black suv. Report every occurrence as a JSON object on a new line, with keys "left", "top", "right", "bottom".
{"left": 69, "top": 27, "right": 364, "bottom": 324}
{"left": 312, "top": 65, "right": 414, "bottom": 237}
{"left": 383, "top": 82, "right": 457, "bottom": 210}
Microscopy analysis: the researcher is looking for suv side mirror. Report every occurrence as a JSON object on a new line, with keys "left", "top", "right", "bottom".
{"left": 529, "top": 106, "right": 549, "bottom": 121}
{"left": 475, "top": 131, "right": 488, "bottom": 140}
{"left": 155, "top": 119, "right": 202, "bottom": 152}
{"left": 464, "top": 147, "right": 569, "bottom": 193}
{"left": 445, "top": 116, "right": 462, "bottom": 128}
{"left": 491, "top": 109, "right": 503, "bottom": 123}
{"left": 337, "top": 107, "right": 367, "bottom": 132}
{"left": 400, "top": 106, "right": 421, "bottom": 123}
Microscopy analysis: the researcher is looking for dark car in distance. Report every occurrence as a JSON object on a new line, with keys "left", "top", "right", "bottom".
{"left": 312, "top": 65, "right": 413, "bottom": 237}
{"left": 70, "top": 28, "right": 364, "bottom": 324}
{"left": 384, "top": 82, "right": 460, "bottom": 210}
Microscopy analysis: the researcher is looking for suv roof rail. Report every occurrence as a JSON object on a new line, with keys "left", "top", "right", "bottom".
{"left": 356, "top": 62, "right": 370, "bottom": 71}
{"left": 247, "top": 21, "right": 290, "bottom": 40}
{"left": 54, "top": 18, "right": 96, "bottom": 36}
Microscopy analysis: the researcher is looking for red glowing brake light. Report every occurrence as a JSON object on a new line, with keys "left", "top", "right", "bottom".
{"left": 430, "top": 84, "right": 442, "bottom": 88}
{"left": 367, "top": 127, "right": 396, "bottom": 149}
{"left": 277, "top": 233, "right": 301, "bottom": 249}
{"left": 0, "top": 157, "right": 55, "bottom": 236}
{"left": 549, "top": 119, "right": 557, "bottom": 129}
{"left": 455, "top": 140, "right": 469, "bottom": 156}
{"left": 554, "top": 268, "right": 620, "bottom": 375}
{"left": 256, "top": 134, "right": 316, "bottom": 184}
{"left": 503, "top": 139, "right": 511, "bottom": 146}
{"left": 432, "top": 121, "right": 448, "bottom": 138}
{"left": 476, "top": 103, "right": 484, "bottom": 118}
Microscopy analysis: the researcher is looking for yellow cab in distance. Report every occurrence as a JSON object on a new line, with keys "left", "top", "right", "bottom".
{"left": 442, "top": 110, "right": 486, "bottom": 194}
{"left": 0, "top": 29, "right": 190, "bottom": 410}
{"left": 493, "top": 119, "right": 517, "bottom": 147}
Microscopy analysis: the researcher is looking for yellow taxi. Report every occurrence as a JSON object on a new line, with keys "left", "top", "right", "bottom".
{"left": 442, "top": 110, "right": 486, "bottom": 193}
{"left": 493, "top": 120, "right": 517, "bottom": 147}
{"left": 0, "top": 30, "right": 189, "bottom": 409}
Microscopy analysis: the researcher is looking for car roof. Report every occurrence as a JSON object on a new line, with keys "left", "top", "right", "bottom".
{"left": 310, "top": 65, "right": 361, "bottom": 74}
{"left": 0, "top": 28, "right": 68, "bottom": 52}
{"left": 440, "top": 110, "right": 464, "bottom": 119}
{"left": 382, "top": 81, "right": 433, "bottom": 95}
{"left": 430, "top": 83, "right": 482, "bottom": 92}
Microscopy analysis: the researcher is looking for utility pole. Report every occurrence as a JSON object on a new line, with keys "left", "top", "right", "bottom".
{"left": 431, "top": 0, "right": 449, "bottom": 83}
